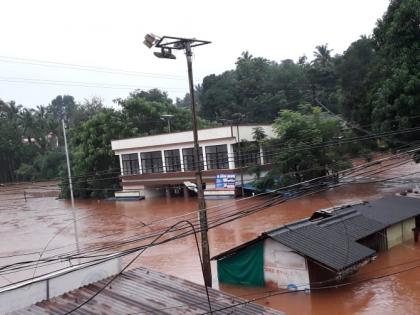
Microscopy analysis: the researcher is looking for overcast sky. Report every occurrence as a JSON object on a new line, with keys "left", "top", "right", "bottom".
{"left": 0, "top": 0, "right": 390, "bottom": 108}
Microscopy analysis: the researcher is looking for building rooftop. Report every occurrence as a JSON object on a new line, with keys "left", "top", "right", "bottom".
{"left": 213, "top": 196, "right": 420, "bottom": 272}
{"left": 12, "top": 267, "right": 283, "bottom": 315}
{"left": 111, "top": 124, "right": 274, "bottom": 152}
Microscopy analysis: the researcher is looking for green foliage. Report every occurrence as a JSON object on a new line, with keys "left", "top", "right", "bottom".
{"left": 16, "top": 163, "right": 38, "bottom": 181}
{"left": 116, "top": 89, "right": 215, "bottom": 135}
{"left": 15, "top": 151, "right": 64, "bottom": 181}
{"left": 0, "top": 95, "right": 106, "bottom": 183}
{"left": 369, "top": 0, "right": 420, "bottom": 133}
{"left": 1, "top": 0, "right": 419, "bottom": 198}
{"left": 68, "top": 109, "right": 138, "bottom": 198}
{"left": 336, "top": 36, "right": 380, "bottom": 125}
{"left": 199, "top": 53, "right": 310, "bottom": 123}
{"left": 199, "top": 0, "right": 419, "bottom": 145}
{"left": 261, "top": 107, "right": 352, "bottom": 187}
{"left": 252, "top": 127, "right": 267, "bottom": 142}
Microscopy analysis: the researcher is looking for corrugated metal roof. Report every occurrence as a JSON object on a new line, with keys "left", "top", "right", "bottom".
{"left": 11, "top": 267, "right": 283, "bottom": 315}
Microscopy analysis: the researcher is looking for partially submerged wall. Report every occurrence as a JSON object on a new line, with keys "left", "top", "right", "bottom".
{"left": 0, "top": 257, "right": 122, "bottom": 314}
{"left": 263, "top": 238, "right": 310, "bottom": 290}
{"left": 387, "top": 218, "right": 415, "bottom": 249}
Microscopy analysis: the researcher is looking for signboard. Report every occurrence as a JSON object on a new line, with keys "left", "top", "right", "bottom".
{"left": 215, "top": 174, "right": 236, "bottom": 190}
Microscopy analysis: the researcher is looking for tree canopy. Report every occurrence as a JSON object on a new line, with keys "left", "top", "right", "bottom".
{"left": 0, "top": 0, "right": 418, "bottom": 197}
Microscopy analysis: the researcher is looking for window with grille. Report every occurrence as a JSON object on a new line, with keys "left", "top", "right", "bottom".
{"left": 121, "top": 153, "right": 139, "bottom": 175}
{"left": 206, "top": 145, "right": 229, "bottom": 170}
{"left": 164, "top": 149, "right": 181, "bottom": 172}
{"left": 182, "top": 147, "right": 204, "bottom": 171}
{"left": 140, "top": 151, "right": 163, "bottom": 173}
{"left": 233, "top": 142, "right": 261, "bottom": 167}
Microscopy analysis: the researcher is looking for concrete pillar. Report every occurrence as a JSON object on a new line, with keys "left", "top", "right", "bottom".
{"left": 119, "top": 155, "right": 124, "bottom": 175}
{"left": 179, "top": 148, "right": 184, "bottom": 171}
{"left": 227, "top": 144, "right": 235, "bottom": 169}
{"left": 202, "top": 146, "right": 208, "bottom": 170}
{"left": 138, "top": 152, "right": 143, "bottom": 174}
{"left": 259, "top": 144, "right": 264, "bottom": 165}
{"left": 161, "top": 150, "right": 166, "bottom": 173}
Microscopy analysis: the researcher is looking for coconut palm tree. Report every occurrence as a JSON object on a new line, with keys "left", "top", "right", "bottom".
{"left": 313, "top": 44, "right": 333, "bottom": 66}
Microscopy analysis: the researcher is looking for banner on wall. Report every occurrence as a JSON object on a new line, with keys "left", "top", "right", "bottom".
{"left": 215, "top": 174, "right": 236, "bottom": 190}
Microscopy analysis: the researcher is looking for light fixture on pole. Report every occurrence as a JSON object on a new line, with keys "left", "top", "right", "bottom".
{"left": 143, "top": 34, "right": 213, "bottom": 287}
{"left": 161, "top": 114, "right": 174, "bottom": 133}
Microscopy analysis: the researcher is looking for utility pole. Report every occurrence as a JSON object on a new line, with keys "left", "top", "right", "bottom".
{"left": 236, "top": 124, "right": 245, "bottom": 197}
{"left": 62, "top": 119, "right": 81, "bottom": 258}
{"left": 185, "top": 42, "right": 212, "bottom": 287}
{"left": 144, "top": 35, "right": 212, "bottom": 287}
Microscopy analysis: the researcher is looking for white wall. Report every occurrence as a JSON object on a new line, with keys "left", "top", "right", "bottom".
{"left": 387, "top": 218, "right": 415, "bottom": 249}
{"left": 112, "top": 125, "right": 274, "bottom": 154}
{"left": 112, "top": 126, "right": 234, "bottom": 152}
{"left": 232, "top": 125, "right": 275, "bottom": 141}
{"left": 0, "top": 257, "right": 122, "bottom": 314}
{"left": 263, "top": 238, "right": 310, "bottom": 290}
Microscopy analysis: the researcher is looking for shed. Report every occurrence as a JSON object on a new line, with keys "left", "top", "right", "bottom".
{"left": 213, "top": 196, "right": 420, "bottom": 290}
{"left": 10, "top": 267, "right": 284, "bottom": 315}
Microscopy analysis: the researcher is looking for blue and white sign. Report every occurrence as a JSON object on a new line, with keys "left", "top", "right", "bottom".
{"left": 215, "top": 174, "right": 236, "bottom": 190}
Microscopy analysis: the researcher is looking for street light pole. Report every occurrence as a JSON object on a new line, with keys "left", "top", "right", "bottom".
{"left": 144, "top": 35, "right": 212, "bottom": 287}
{"left": 236, "top": 124, "right": 245, "bottom": 197}
{"left": 161, "top": 114, "right": 174, "bottom": 133}
{"left": 62, "top": 119, "right": 81, "bottom": 258}
{"left": 185, "top": 42, "right": 212, "bottom": 287}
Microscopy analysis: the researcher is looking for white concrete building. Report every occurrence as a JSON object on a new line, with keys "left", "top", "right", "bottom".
{"left": 111, "top": 125, "right": 275, "bottom": 198}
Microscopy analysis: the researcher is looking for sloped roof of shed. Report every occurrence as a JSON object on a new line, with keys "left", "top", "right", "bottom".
{"left": 11, "top": 267, "right": 283, "bottom": 315}
{"left": 213, "top": 196, "right": 420, "bottom": 272}
{"left": 268, "top": 222, "right": 376, "bottom": 271}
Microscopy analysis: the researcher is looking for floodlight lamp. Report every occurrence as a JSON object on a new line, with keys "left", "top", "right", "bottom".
{"left": 154, "top": 48, "right": 176, "bottom": 59}
{"left": 143, "top": 33, "right": 157, "bottom": 48}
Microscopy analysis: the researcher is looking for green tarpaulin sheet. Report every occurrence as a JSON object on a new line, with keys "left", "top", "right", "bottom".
{"left": 217, "top": 241, "right": 264, "bottom": 287}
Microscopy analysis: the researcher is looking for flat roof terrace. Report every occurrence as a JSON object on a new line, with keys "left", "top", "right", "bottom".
{"left": 111, "top": 125, "right": 274, "bottom": 153}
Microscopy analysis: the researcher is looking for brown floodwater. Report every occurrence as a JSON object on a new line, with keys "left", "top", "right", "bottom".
{"left": 1, "top": 161, "right": 420, "bottom": 314}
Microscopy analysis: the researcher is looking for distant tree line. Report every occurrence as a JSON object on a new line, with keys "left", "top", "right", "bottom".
{"left": 199, "top": 0, "right": 419, "bottom": 136}
{"left": 0, "top": 0, "right": 418, "bottom": 196}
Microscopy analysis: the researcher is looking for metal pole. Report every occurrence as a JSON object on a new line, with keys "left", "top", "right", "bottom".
{"left": 236, "top": 124, "right": 245, "bottom": 197}
{"left": 185, "top": 42, "right": 212, "bottom": 287}
{"left": 167, "top": 117, "right": 171, "bottom": 133}
{"left": 62, "top": 119, "right": 81, "bottom": 257}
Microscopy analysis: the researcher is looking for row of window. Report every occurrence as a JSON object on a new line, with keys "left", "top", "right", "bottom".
{"left": 122, "top": 146, "right": 210, "bottom": 175}
{"left": 122, "top": 143, "right": 271, "bottom": 175}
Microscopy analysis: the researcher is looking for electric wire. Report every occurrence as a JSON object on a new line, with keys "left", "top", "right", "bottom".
{"left": 0, "top": 151, "right": 416, "bottom": 264}
{"left": 0, "top": 152, "right": 416, "bottom": 278}
{"left": 0, "top": 161, "right": 415, "bottom": 279}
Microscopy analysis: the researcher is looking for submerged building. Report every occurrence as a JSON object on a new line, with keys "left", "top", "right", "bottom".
{"left": 212, "top": 195, "right": 420, "bottom": 290}
{"left": 111, "top": 125, "right": 275, "bottom": 198}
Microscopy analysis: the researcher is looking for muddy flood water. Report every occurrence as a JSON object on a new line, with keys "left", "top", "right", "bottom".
{"left": 1, "top": 161, "right": 420, "bottom": 314}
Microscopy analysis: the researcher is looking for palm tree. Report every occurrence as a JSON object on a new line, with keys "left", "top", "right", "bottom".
{"left": 21, "top": 108, "right": 36, "bottom": 144}
{"left": 313, "top": 44, "right": 333, "bottom": 66}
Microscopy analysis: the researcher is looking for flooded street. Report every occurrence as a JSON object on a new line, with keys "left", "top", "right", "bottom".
{"left": 1, "top": 161, "right": 420, "bottom": 314}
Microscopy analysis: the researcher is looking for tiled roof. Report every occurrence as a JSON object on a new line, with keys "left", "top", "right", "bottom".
{"left": 269, "top": 223, "right": 376, "bottom": 271}
{"left": 318, "top": 209, "right": 386, "bottom": 240}
{"left": 11, "top": 267, "right": 283, "bottom": 315}
{"left": 354, "top": 195, "right": 420, "bottom": 226}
